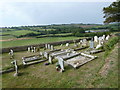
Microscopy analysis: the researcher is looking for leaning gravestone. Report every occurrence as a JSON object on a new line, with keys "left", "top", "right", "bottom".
{"left": 96, "top": 38, "right": 102, "bottom": 49}
{"left": 11, "top": 60, "right": 18, "bottom": 76}
{"left": 106, "top": 35, "right": 110, "bottom": 40}
{"left": 58, "top": 57, "right": 64, "bottom": 72}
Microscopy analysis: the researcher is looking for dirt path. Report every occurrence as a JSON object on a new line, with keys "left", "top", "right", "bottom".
{"left": 99, "top": 44, "right": 118, "bottom": 77}
{"left": 0, "top": 37, "right": 33, "bottom": 42}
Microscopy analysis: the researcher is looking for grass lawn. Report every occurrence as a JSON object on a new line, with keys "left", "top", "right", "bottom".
{"left": 1, "top": 37, "right": 82, "bottom": 48}
{"left": 1, "top": 42, "right": 118, "bottom": 88}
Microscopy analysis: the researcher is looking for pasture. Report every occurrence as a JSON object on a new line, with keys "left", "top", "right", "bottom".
{"left": 1, "top": 30, "right": 39, "bottom": 36}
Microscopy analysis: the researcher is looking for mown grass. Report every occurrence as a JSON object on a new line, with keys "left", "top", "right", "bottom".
{"left": 2, "top": 37, "right": 80, "bottom": 48}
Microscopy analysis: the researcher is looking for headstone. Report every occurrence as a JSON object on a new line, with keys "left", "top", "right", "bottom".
{"left": 94, "top": 36, "right": 98, "bottom": 42}
{"left": 49, "top": 56, "right": 53, "bottom": 64}
{"left": 58, "top": 57, "right": 64, "bottom": 71}
{"left": 33, "top": 47, "right": 36, "bottom": 52}
{"left": 45, "top": 44, "right": 48, "bottom": 49}
{"left": 80, "top": 40, "right": 83, "bottom": 43}
{"left": 60, "top": 44, "right": 63, "bottom": 47}
{"left": 66, "top": 43, "right": 69, "bottom": 47}
{"left": 98, "top": 37, "right": 102, "bottom": 45}
{"left": 48, "top": 44, "right": 50, "bottom": 49}
{"left": 31, "top": 49, "right": 34, "bottom": 52}
{"left": 73, "top": 40, "right": 78, "bottom": 47}
{"left": 51, "top": 45, "right": 54, "bottom": 50}
{"left": 96, "top": 44, "right": 102, "bottom": 49}
{"left": 106, "top": 35, "right": 110, "bottom": 40}
{"left": 90, "top": 40, "right": 94, "bottom": 49}
{"left": 44, "top": 52, "right": 48, "bottom": 59}
{"left": 11, "top": 60, "right": 18, "bottom": 76}
{"left": 31, "top": 46, "right": 34, "bottom": 52}
{"left": 28, "top": 47, "right": 30, "bottom": 52}
{"left": 82, "top": 39, "right": 87, "bottom": 46}
{"left": 96, "top": 38, "right": 102, "bottom": 49}
{"left": 9, "top": 49, "right": 14, "bottom": 59}
{"left": 102, "top": 35, "right": 105, "bottom": 40}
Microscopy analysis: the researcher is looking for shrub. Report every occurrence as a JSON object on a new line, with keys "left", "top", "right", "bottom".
{"left": 103, "top": 36, "right": 119, "bottom": 58}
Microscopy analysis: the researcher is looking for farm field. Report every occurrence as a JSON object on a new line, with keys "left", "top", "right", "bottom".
{"left": 0, "top": 30, "right": 39, "bottom": 36}
{"left": 1, "top": 37, "right": 83, "bottom": 48}
{"left": 1, "top": 43, "right": 118, "bottom": 88}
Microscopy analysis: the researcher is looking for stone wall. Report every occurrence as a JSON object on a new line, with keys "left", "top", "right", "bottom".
{"left": 1, "top": 37, "right": 91, "bottom": 53}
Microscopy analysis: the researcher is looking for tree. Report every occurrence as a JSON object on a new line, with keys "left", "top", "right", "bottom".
{"left": 103, "top": 1, "right": 120, "bottom": 23}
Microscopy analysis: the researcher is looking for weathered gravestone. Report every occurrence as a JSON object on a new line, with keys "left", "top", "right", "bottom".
{"left": 60, "top": 44, "right": 63, "bottom": 47}
{"left": 102, "top": 35, "right": 105, "bottom": 41}
{"left": 94, "top": 36, "right": 98, "bottom": 42}
{"left": 49, "top": 55, "right": 53, "bottom": 64}
{"left": 11, "top": 60, "right": 18, "bottom": 76}
{"left": 33, "top": 47, "right": 36, "bottom": 52}
{"left": 45, "top": 44, "right": 48, "bottom": 49}
{"left": 28, "top": 47, "right": 30, "bottom": 52}
{"left": 58, "top": 57, "right": 64, "bottom": 72}
{"left": 48, "top": 44, "right": 51, "bottom": 49}
{"left": 51, "top": 45, "right": 54, "bottom": 50}
{"left": 82, "top": 39, "right": 87, "bottom": 46}
{"left": 44, "top": 52, "right": 49, "bottom": 59}
{"left": 9, "top": 49, "right": 14, "bottom": 59}
{"left": 106, "top": 35, "right": 110, "bottom": 40}
{"left": 66, "top": 43, "right": 69, "bottom": 47}
{"left": 90, "top": 40, "right": 94, "bottom": 49}
{"left": 96, "top": 38, "right": 102, "bottom": 49}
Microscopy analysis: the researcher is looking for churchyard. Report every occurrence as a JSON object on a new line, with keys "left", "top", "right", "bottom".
{"left": 1, "top": 34, "right": 119, "bottom": 88}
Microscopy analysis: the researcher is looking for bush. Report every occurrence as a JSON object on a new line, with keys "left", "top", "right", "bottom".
{"left": 104, "top": 36, "right": 119, "bottom": 51}
{"left": 103, "top": 36, "right": 119, "bottom": 58}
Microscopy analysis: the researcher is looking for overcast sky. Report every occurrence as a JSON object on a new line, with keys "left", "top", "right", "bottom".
{"left": 0, "top": 0, "right": 115, "bottom": 27}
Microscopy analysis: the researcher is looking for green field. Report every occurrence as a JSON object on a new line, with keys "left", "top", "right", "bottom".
{"left": 0, "top": 36, "right": 16, "bottom": 40}
{"left": 1, "top": 43, "right": 118, "bottom": 88}
{"left": 0, "top": 30, "right": 39, "bottom": 36}
{"left": 1, "top": 37, "right": 82, "bottom": 48}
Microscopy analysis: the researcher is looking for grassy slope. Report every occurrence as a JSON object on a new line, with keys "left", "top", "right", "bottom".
{"left": 2, "top": 44, "right": 118, "bottom": 88}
